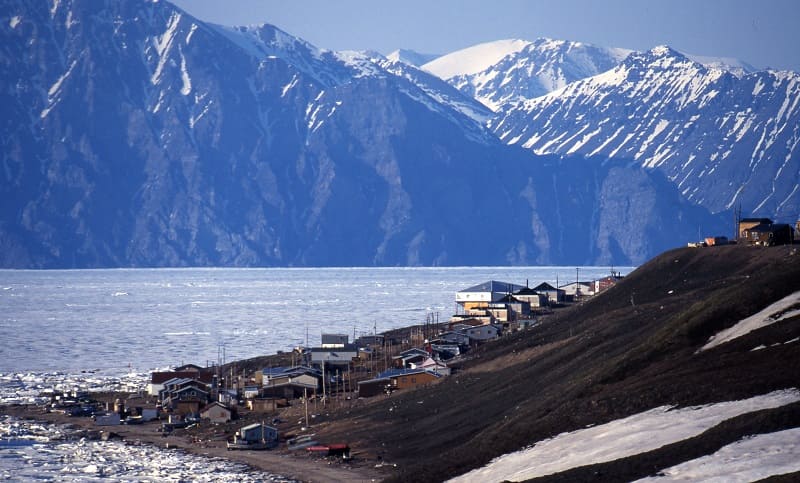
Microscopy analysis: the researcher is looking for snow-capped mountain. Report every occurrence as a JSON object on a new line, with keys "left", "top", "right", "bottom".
{"left": 424, "top": 38, "right": 631, "bottom": 111}
{"left": 386, "top": 48, "right": 439, "bottom": 67}
{"left": 0, "top": 0, "right": 729, "bottom": 268}
{"left": 684, "top": 52, "right": 756, "bottom": 78}
{"left": 491, "top": 46, "right": 800, "bottom": 219}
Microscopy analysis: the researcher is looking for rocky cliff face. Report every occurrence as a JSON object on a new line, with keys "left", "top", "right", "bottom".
{"left": 491, "top": 46, "right": 800, "bottom": 220}
{"left": 1, "top": 0, "right": 727, "bottom": 268}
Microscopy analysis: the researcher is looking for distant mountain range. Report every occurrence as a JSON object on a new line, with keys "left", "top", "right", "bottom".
{"left": 2, "top": 0, "right": 794, "bottom": 269}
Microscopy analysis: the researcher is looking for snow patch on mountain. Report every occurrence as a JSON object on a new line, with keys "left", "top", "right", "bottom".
{"left": 422, "top": 39, "right": 531, "bottom": 79}
{"left": 636, "top": 428, "right": 800, "bottom": 482}
{"left": 702, "top": 290, "right": 800, "bottom": 351}
{"left": 493, "top": 45, "right": 800, "bottom": 217}
{"left": 386, "top": 48, "right": 439, "bottom": 67}
{"left": 450, "top": 389, "right": 800, "bottom": 482}
{"left": 685, "top": 53, "right": 757, "bottom": 77}
{"left": 432, "top": 38, "right": 631, "bottom": 111}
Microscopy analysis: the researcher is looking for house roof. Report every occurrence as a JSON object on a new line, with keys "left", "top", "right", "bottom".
{"left": 358, "top": 377, "right": 391, "bottom": 386}
{"left": 174, "top": 385, "right": 208, "bottom": 395}
{"left": 745, "top": 223, "right": 792, "bottom": 233}
{"left": 200, "top": 402, "right": 230, "bottom": 414}
{"left": 151, "top": 371, "right": 214, "bottom": 385}
{"left": 459, "top": 280, "right": 525, "bottom": 294}
{"left": 400, "top": 348, "right": 429, "bottom": 357}
{"left": 740, "top": 217, "right": 773, "bottom": 223}
{"left": 174, "top": 363, "right": 204, "bottom": 372}
{"left": 240, "top": 422, "right": 277, "bottom": 431}
{"left": 495, "top": 294, "right": 514, "bottom": 303}
{"left": 532, "top": 282, "right": 562, "bottom": 292}
{"left": 310, "top": 344, "right": 357, "bottom": 353}
{"left": 514, "top": 286, "right": 540, "bottom": 295}
{"left": 378, "top": 368, "right": 442, "bottom": 379}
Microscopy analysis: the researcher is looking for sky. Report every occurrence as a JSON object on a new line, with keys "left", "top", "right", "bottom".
{"left": 169, "top": 0, "right": 800, "bottom": 72}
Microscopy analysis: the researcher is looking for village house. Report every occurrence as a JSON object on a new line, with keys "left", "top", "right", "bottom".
{"left": 459, "top": 323, "right": 502, "bottom": 343}
{"left": 593, "top": 273, "right": 624, "bottom": 293}
{"left": 738, "top": 217, "right": 774, "bottom": 239}
{"left": 531, "top": 282, "right": 566, "bottom": 303}
{"left": 230, "top": 422, "right": 279, "bottom": 449}
{"left": 174, "top": 363, "right": 205, "bottom": 373}
{"left": 559, "top": 281, "right": 595, "bottom": 298}
{"left": 455, "top": 280, "right": 526, "bottom": 311}
{"left": 357, "top": 377, "right": 391, "bottom": 398}
{"left": 148, "top": 369, "right": 214, "bottom": 396}
{"left": 392, "top": 348, "right": 430, "bottom": 369}
{"left": 321, "top": 333, "right": 349, "bottom": 348}
{"left": 513, "top": 286, "right": 548, "bottom": 309}
{"left": 741, "top": 222, "right": 795, "bottom": 246}
{"left": 450, "top": 311, "right": 493, "bottom": 326}
{"left": 159, "top": 377, "right": 211, "bottom": 416}
{"left": 355, "top": 334, "right": 385, "bottom": 348}
{"left": 262, "top": 374, "right": 319, "bottom": 399}
{"left": 200, "top": 401, "right": 232, "bottom": 423}
{"left": 247, "top": 397, "right": 289, "bottom": 412}
{"left": 310, "top": 345, "right": 358, "bottom": 370}
{"left": 379, "top": 368, "right": 443, "bottom": 391}
{"left": 428, "top": 342, "right": 461, "bottom": 360}
{"left": 414, "top": 356, "right": 451, "bottom": 375}
{"left": 436, "top": 330, "right": 470, "bottom": 347}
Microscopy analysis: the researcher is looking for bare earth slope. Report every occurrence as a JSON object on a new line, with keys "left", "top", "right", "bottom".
{"left": 315, "top": 244, "right": 800, "bottom": 482}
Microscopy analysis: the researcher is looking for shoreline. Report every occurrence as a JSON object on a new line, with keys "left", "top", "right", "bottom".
{"left": 1, "top": 403, "right": 386, "bottom": 483}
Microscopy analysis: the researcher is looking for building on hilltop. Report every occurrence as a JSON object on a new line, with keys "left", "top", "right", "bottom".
{"left": 741, "top": 222, "right": 794, "bottom": 246}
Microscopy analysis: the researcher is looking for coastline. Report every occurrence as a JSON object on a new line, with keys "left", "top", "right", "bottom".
{"left": 1, "top": 403, "right": 386, "bottom": 483}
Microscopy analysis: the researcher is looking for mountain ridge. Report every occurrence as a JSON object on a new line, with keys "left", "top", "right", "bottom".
{"left": 489, "top": 45, "right": 800, "bottom": 219}
{"left": 0, "top": 0, "right": 731, "bottom": 268}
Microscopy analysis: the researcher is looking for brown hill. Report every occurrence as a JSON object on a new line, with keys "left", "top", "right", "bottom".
{"left": 314, "top": 244, "right": 800, "bottom": 481}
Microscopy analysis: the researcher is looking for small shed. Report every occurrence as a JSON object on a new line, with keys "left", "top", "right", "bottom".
{"left": 357, "top": 377, "right": 391, "bottom": 398}
{"left": 238, "top": 422, "right": 278, "bottom": 446}
{"left": 95, "top": 413, "right": 121, "bottom": 426}
{"left": 200, "top": 402, "right": 232, "bottom": 423}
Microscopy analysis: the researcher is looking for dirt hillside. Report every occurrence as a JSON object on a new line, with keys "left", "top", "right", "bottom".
{"left": 313, "top": 244, "right": 800, "bottom": 482}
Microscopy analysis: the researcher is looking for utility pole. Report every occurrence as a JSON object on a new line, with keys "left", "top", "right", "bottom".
{"left": 303, "top": 387, "right": 309, "bottom": 428}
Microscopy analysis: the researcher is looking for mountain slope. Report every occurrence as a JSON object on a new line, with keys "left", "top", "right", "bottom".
{"left": 386, "top": 48, "right": 439, "bottom": 67}
{"left": 317, "top": 245, "right": 800, "bottom": 482}
{"left": 492, "top": 46, "right": 800, "bottom": 219}
{"left": 0, "top": 0, "right": 730, "bottom": 268}
{"left": 425, "top": 38, "right": 630, "bottom": 111}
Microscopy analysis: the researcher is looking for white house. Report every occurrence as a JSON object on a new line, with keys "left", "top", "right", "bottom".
{"left": 200, "top": 402, "right": 232, "bottom": 423}
{"left": 461, "top": 324, "right": 502, "bottom": 342}
{"left": 456, "top": 281, "right": 525, "bottom": 309}
{"left": 310, "top": 345, "right": 358, "bottom": 368}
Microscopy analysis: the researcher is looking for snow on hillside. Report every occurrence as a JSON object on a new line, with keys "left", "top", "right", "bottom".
{"left": 449, "top": 389, "right": 800, "bottom": 482}
{"left": 635, "top": 427, "right": 800, "bottom": 482}
{"left": 701, "top": 290, "right": 800, "bottom": 351}
{"left": 422, "top": 39, "right": 530, "bottom": 79}
{"left": 684, "top": 53, "right": 757, "bottom": 77}
{"left": 386, "top": 49, "right": 440, "bottom": 67}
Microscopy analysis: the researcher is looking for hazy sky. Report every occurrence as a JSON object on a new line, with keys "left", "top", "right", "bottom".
{"left": 170, "top": 0, "right": 800, "bottom": 72}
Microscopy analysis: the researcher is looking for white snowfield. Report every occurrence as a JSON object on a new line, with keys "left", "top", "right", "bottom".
{"left": 422, "top": 39, "right": 530, "bottom": 79}
{"left": 448, "top": 389, "right": 800, "bottom": 482}
{"left": 635, "top": 427, "right": 800, "bottom": 482}
{"left": 701, "top": 290, "right": 800, "bottom": 351}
